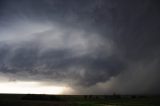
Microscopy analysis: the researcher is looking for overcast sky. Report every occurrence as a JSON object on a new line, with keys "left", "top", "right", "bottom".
{"left": 0, "top": 0, "right": 160, "bottom": 95}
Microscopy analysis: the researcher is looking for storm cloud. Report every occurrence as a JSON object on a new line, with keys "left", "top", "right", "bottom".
{"left": 0, "top": 0, "right": 160, "bottom": 94}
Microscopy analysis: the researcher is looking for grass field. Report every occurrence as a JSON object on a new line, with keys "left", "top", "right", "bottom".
{"left": 0, "top": 94, "right": 159, "bottom": 106}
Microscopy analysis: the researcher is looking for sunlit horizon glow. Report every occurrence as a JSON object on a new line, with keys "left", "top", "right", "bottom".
{"left": 0, "top": 81, "right": 70, "bottom": 94}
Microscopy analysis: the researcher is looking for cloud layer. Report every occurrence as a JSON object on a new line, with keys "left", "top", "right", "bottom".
{"left": 0, "top": 0, "right": 160, "bottom": 94}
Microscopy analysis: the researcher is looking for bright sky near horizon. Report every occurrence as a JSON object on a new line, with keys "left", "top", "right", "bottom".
{"left": 0, "top": 81, "right": 72, "bottom": 94}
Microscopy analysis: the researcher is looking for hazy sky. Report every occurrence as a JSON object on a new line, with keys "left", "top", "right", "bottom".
{"left": 0, "top": 0, "right": 160, "bottom": 95}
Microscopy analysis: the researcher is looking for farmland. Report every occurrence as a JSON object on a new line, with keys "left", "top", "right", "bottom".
{"left": 0, "top": 94, "right": 159, "bottom": 106}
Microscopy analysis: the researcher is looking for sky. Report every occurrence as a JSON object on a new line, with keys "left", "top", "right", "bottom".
{"left": 0, "top": 0, "right": 160, "bottom": 95}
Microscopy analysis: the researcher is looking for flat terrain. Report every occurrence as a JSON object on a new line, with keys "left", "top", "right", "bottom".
{"left": 0, "top": 94, "right": 160, "bottom": 106}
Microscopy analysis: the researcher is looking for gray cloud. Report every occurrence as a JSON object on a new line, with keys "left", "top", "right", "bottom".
{"left": 0, "top": 0, "right": 160, "bottom": 94}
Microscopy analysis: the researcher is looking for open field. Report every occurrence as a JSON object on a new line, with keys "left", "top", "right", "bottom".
{"left": 0, "top": 94, "right": 160, "bottom": 106}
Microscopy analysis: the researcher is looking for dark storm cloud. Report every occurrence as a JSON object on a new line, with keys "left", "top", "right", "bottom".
{"left": 0, "top": 0, "right": 160, "bottom": 94}
{"left": 111, "top": 0, "right": 160, "bottom": 60}
{"left": 0, "top": 41, "right": 124, "bottom": 86}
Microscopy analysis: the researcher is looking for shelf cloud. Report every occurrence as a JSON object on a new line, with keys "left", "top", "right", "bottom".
{"left": 0, "top": 0, "right": 160, "bottom": 95}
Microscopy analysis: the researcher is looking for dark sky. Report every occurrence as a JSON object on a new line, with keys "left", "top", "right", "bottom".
{"left": 0, "top": 0, "right": 160, "bottom": 95}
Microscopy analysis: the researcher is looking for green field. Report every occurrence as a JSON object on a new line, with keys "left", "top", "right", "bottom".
{"left": 0, "top": 94, "right": 159, "bottom": 106}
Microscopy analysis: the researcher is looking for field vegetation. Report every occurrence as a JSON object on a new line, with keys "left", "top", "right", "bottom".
{"left": 0, "top": 94, "right": 159, "bottom": 106}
